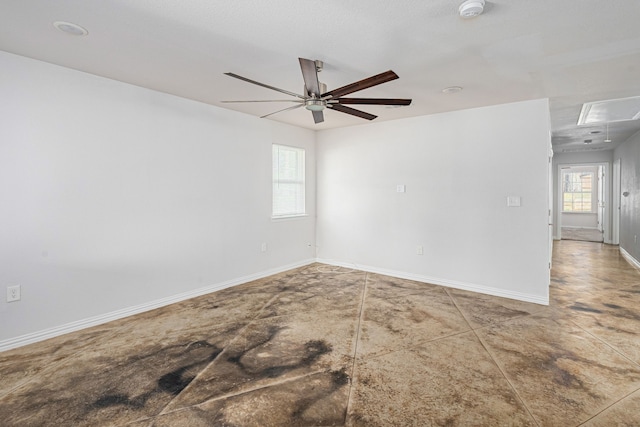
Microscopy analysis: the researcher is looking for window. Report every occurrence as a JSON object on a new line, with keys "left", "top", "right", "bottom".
{"left": 272, "top": 144, "right": 305, "bottom": 217}
{"left": 562, "top": 170, "right": 594, "bottom": 213}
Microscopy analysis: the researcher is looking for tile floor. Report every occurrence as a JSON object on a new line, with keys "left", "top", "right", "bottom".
{"left": 1, "top": 240, "right": 639, "bottom": 426}
{"left": 561, "top": 227, "right": 604, "bottom": 243}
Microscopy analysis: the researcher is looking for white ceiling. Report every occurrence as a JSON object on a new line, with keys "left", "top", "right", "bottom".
{"left": 2, "top": 0, "right": 640, "bottom": 152}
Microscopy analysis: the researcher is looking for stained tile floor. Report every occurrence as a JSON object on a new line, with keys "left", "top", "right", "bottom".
{"left": 561, "top": 227, "right": 604, "bottom": 243}
{"left": 1, "top": 240, "right": 640, "bottom": 426}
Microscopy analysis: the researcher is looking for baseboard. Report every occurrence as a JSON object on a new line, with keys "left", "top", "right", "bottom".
{"left": 315, "top": 258, "right": 549, "bottom": 306}
{"left": 0, "top": 259, "right": 315, "bottom": 353}
{"left": 620, "top": 247, "right": 640, "bottom": 270}
{"left": 561, "top": 226, "right": 599, "bottom": 230}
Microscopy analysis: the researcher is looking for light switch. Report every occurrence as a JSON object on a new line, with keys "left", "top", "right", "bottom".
{"left": 396, "top": 185, "right": 406, "bottom": 193}
{"left": 507, "top": 196, "right": 521, "bottom": 207}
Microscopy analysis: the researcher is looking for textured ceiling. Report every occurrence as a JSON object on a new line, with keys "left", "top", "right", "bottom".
{"left": 1, "top": 0, "right": 639, "bottom": 152}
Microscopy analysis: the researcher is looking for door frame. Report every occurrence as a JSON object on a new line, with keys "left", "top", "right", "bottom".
{"left": 556, "top": 161, "right": 611, "bottom": 243}
{"left": 612, "top": 158, "right": 621, "bottom": 245}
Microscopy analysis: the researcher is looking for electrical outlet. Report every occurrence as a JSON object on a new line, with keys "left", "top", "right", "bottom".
{"left": 416, "top": 245, "right": 424, "bottom": 255}
{"left": 7, "top": 285, "right": 21, "bottom": 302}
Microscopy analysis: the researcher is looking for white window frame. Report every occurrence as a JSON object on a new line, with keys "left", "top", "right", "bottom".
{"left": 561, "top": 170, "right": 596, "bottom": 213}
{"left": 272, "top": 144, "right": 306, "bottom": 218}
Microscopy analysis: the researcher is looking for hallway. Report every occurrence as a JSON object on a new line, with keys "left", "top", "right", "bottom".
{"left": 0, "top": 240, "right": 639, "bottom": 426}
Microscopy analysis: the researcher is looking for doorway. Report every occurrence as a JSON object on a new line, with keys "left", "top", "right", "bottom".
{"left": 557, "top": 162, "right": 610, "bottom": 243}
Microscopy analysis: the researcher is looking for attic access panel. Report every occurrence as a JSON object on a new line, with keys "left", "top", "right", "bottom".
{"left": 577, "top": 96, "right": 640, "bottom": 125}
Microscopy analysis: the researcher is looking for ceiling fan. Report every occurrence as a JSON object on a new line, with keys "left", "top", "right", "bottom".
{"left": 222, "top": 58, "right": 412, "bottom": 124}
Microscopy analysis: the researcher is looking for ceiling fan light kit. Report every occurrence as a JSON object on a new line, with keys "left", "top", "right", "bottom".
{"left": 223, "top": 58, "right": 412, "bottom": 124}
{"left": 459, "top": 0, "right": 485, "bottom": 19}
{"left": 305, "top": 100, "right": 325, "bottom": 111}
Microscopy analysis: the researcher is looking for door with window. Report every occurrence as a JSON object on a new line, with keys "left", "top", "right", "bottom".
{"left": 559, "top": 164, "right": 604, "bottom": 243}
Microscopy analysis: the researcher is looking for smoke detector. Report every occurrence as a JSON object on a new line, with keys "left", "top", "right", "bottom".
{"left": 459, "top": 0, "right": 486, "bottom": 19}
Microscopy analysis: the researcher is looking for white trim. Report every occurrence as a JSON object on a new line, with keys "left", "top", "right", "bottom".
{"left": 0, "top": 259, "right": 315, "bottom": 353}
{"left": 620, "top": 247, "right": 640, "bottom": 271}
{"left": 561, "top": 225, "right": 600, "bottom": 230}
{"left": 316, "top": 258, "right": 549, "bottom": 306}
{"left": 271, "top": 214, "right": 309, "bottom": 221}
{"left": 612, "top": 158, "right": 621, "bottom": 245}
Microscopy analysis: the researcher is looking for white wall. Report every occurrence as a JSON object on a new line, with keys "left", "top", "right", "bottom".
{"left": 316, "top": 99, "right": 551, "bottom": 304}
{"left": 551, "top": 151, "right": 613, "bottom": 240}
{"left": 614, "top": 130, "right": 640, "bottom": 263}
{"left": 562, "top": 213, "right": 598, "bottom": 228}
{"left": 0, "top": 51, "right": 316, "bottom": 345}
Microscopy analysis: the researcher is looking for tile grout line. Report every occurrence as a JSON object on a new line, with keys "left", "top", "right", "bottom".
{"left": 344, "top": 271, "right": 370, "bottom": 425}
{"left": 444, "top": 288, "right": 542, "bottom": 427}
{"left": 156, "top": 272, "right": 301, "bottom": 417}
{"left": 442, "top": 288, "right": 475, "bottom": 332}
{"left": 577, "top": 386, "right": 640, "bottom": 426}
{"left": 471, "top": 329, "right": 542, "bottom": 427}
{"left": 357, "top": 327, "right": 476, "bottom": 363}
{"left": 160, "top": 369, "right": 331, "bottom": 417}
{"left": 560, "top": 307, "right": 640, "bottom": 424}
{"left": 562, "top": 308, "right": 640, "bottom": 370}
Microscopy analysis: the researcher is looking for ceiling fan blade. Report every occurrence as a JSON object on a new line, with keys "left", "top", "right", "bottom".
{"left": 312, "top": 110, "right": 324, "bottom": 124}
{"left": 322, "top": 70, "right": 399, "bottom": 99}
{"left": 260, "top": 103, "right": 304, "bottom": 119}
{"left": 299, "top": 58, "right": 321, "bottom": 97}
{"left": 221, "top": 100, "right": 304, "bottom": 103}
{"left": 331, "top": 98, "right": 412, "bottom": 106}
{"left": 224, "top": 72, "right": 304, "bottom": 99}
{"left": 328, "top": 104, "right": 377, "bottom": 121}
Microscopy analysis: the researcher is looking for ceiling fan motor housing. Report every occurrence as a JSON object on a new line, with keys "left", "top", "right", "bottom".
{"left": 305, "top": 82, "right": 327, "bottom": 98}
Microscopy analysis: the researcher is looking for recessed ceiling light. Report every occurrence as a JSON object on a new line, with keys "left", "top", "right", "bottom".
{"left": 459, "top": 0, "right": 485, "bottom": 19}
{"left": 53, "top": 21, "right": 88, "bottom": 36}
{"left": 442, "top": 86, "right": 463, "bottom": 94}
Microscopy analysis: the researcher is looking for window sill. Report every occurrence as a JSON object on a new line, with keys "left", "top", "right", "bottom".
{"left": 271, "top": 214, "right": 309, "bottom": 221}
